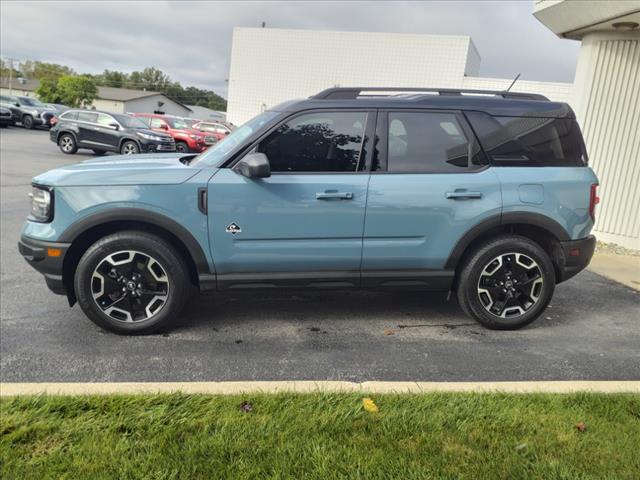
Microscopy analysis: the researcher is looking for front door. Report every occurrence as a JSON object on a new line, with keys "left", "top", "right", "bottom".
{"left": 207, "top": 110, "right": 374, "bottom": 289}
{"left": 362, "top": 110, "right": 502, "bottom": 287}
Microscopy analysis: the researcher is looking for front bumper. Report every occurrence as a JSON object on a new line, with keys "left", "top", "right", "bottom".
{"left": 140, "top": 138, "right": 176, "bottom": 153}
{"left": 18, "top": 235, "right": 70, "bottom": 295}
{"left": 557, "top": 235, "right": 596, "bottom": 283}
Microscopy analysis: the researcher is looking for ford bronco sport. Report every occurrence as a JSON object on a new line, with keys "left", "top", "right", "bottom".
{"left": 19, "top": 87, "right": 598, "bottom": 334}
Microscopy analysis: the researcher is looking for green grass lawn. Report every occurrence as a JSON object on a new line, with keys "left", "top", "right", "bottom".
{"left": 1, "top": 392, "right": 639, "bottom": 479}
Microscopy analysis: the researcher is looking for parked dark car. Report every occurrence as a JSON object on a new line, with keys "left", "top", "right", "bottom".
{"left": 50, "top": 110, "right": 176, "bottom": 155}
{"left": 0, "top": 106, "right": 15, "bottom": 127}
{"left": 0, "top": 94, "right": 54, "bottom": 129}
{"left": 44, "top": 103, "right": 71, "bottom": 127}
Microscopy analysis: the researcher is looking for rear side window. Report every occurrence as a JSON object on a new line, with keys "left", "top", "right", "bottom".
{"left": 59, "top": 111, "right": 77, "bottom": 120}
{"left": 258, "top": 111, "right": 367, "bottom": 172}
{"left": 77, "top": 112, "right": 98, "bottom": 123}
{"left": 466, "top": 112, "right": 587, "bottom": 166}
{"left": 386, "top": 112, "right": 483, "bottom": 173}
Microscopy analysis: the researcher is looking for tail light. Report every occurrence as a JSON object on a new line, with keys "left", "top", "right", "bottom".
{"left": 589, "top": 183, "right": 599, "bottom": 221}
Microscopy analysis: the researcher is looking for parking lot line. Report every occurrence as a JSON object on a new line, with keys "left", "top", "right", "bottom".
{"left": 1, "top": 381, "right": 639, "bottom": 396}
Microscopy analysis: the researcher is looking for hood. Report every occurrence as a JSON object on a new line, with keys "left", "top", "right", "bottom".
{"left": 33, "top": 153, "right": 202, "bottom": 187}
{"left": 24, "top": 105, "right": 53, "bottom": 114}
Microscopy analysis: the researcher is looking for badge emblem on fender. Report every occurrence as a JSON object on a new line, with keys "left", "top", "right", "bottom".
{"left": 226, "top": 223, "right": 242, "bottom": 234}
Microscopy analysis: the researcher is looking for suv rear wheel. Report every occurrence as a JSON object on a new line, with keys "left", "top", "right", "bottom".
{"left": 58, "top": 133, "right": 78, "bottom": 154}
{"left": 74, "top": 231, "right": 191, "bottom": 334}
{"left": 456, "top": 235, "right": 555, "bottom": 330}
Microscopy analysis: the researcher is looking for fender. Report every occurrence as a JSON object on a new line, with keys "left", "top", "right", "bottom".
{"left": 58, "top": 207, "right": 211, "bottom": 275}
{"left": 444, "top": 212, "right": 570, "bottom": 269}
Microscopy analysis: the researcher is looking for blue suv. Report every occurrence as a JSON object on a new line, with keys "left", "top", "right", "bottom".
{"left": 19, "top": 88, "right": 599, "bottom": 334}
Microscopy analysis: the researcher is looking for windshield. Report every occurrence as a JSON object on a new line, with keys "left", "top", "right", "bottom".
{"left": 166, "top": 117, "right": 191, "bottom": 130}
{"left": 19, "top": 97, "right": 45, "bottom": 107}
{"left": 182, "top": 118, "right": 197, "bottom": 128}
{"left": 193, "top": 111, "right": 279, "bottom": 167}
{"left": 113, "top": 114, "right": 149, "bottom": 129}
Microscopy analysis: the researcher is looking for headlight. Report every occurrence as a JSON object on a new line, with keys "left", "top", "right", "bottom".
{"left": 31, "top": 110, "right": 40, "bottom": 117}
{"left": 29, "top": 186, "right": 53, "bottom": 222}
{"left": 136, "top": 132, "right": 164, "bottom": 141}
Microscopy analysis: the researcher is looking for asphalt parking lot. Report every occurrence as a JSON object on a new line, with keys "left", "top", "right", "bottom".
{"left": 1, "top": 127, "right": 639, "bottom": 383}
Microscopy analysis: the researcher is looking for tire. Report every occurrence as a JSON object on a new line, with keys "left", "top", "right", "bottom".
{"left": 22, "top": 115, "right": 34, "bottom": 129}
{"left": 74, "top": 230, "right": 191, "bottom": 334}
{"left": 175, "top": 141, "right": 189, "bottom": 153}
{"left": 58, "top": 133, "right": 78, "bottom": 154}
{"left": 456, "top": 235, "right": 555, "bottom": 330}
{"left": 92, "top": 149, "right": 107, "bottom": 155}
{"left": 120, "top": 140, "right": 139, "bottom": 155}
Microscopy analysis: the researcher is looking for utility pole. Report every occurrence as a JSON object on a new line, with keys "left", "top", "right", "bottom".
{"left": 3, "top": 57, "right": 20, "bottom": 96}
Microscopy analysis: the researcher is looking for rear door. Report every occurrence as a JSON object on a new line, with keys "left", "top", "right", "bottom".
{"left": 92, "top": 113, "right": 121, "bottom": 150}
{"left": 207, "top": 110, "right": 375, "bottom": 288}
{"left": 362, "top": 109, "right": 502, "bottom": 287}
{"left": 75, "top": 111, "right": 99, "bottom": 146}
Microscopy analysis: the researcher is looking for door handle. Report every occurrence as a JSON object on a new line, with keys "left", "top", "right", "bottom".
{"left": 316, "top": 191, "right": 354, "bottom": 200}
{"left": 445, "top": 191, "right": 483, "bottom": 200}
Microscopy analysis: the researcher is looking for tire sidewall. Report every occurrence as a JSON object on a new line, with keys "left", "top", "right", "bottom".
{"left": 459, "top": 236, "right": 556, "bottom": 330}
{"left": 23, "top": 115, "right": 34, "bottom": 129}
{"left": 74, "top": 232, "right": 189, "bottom": 334}
{"left": 175, "top": 142, "right": 189, "bottom": 153}
{"left": 121, "top": 141, "right": 139, "bottom": 155}
{"left": 58, "top": 134, "right": 77, "bottom": 154}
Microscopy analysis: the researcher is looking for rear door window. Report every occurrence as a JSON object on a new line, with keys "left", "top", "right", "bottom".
{"left": 466, "top": 112, "right": 587, "bottom": 166}
{"left": 77, "top": 112, "right": 98, "bottom": 123}
{"left": 386, "top": 111, "right": 483, "bottom": 173}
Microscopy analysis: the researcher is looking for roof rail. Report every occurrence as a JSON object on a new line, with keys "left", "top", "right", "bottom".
{"left": 311, "top": 87, "right": 549, "bottom": 101}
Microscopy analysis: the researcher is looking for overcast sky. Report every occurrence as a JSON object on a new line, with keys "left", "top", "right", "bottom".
{"left": 1, "top": 1, "right": 580, "bottom": 98}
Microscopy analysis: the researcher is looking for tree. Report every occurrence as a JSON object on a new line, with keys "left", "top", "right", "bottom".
{"left": 35, "top": 78, "right": 63, "bottom": 103}
{"left": 94, "top": 69, "right": 127, "bottom": 88}
{"left": 56, "top": 75, "right": 98, "bottom": 107}
{"left": 20, "top": 60, "right": 75, "bottom": 80}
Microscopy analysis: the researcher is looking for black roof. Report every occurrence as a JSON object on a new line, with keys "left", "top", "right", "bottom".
{"left": 272, "top": 87, "right": 573, "bottom": 119}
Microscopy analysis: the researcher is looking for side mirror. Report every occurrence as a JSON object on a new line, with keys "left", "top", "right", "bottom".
{"left": 235, "top": 152, "right": 271, "bottom": 179}
{"left": 109, "top": 122, "right": 119, "bottom": 130}
{"left": 14, "top": 102, "right": 20, "bottom": 107}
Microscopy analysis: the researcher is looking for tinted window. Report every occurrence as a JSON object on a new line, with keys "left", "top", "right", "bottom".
{"left": 114, "top": 114, "right": 148, "bottom": 129}
{"left": 77, "top": 112, "right": 98, "bottom": 123}
{"left": 259, "top": 111, "right": 367, "bottom": 172}
{"left": 97, "top": 113, "right": 115, "bottom": 126}
{"left": 60, "top": 111, "right": 78, "bottom": 120}
{"left": 466, "top": 112, "right": 587, "bottom": 166}
{"left": 387, "top": 112, "right": 481, "bottom": 173}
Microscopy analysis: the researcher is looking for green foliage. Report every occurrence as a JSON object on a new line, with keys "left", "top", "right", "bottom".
{"left": 1, "top": 392, "right": 639, "bottom": 479}
{"left": 20, "top": 60, "right": 75, "bottom": 80}
{"left": 93, "top": 66, "right": 227, "bottom": 112}
{"left": 55, "top": 75, "right": 98, "bottom": 108}
{"left": 0, "top": 59, "right": 21, "bottom": 79}
{"left": 34, "top": 78, "right": 62, "bottom": 103}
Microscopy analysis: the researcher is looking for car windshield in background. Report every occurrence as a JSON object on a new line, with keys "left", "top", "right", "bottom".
{"left": 182, "top": 119, "right": 197, "bottom": 128}
{"left": 193, "top": 111, "right": 279, "bottom": 167}
{"left": 166, "top": 118, "right": 190, "bottom": 130}
{"left": 114, "top": 114, "right": 150, "bottom": 129}
{"left": 19, "top": 97, "right": 45, "bottom": 107}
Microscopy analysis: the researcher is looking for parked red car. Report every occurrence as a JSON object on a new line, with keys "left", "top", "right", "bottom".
{"left": 132, "top": 113, "right": 216, "bottom": 153}
{"left": 192, "top": 121, "right": 234, "bottom": 142}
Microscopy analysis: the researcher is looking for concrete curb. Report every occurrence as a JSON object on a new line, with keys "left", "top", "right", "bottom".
{"left": 1, "top": 381, "right": 639, "bottom": 396}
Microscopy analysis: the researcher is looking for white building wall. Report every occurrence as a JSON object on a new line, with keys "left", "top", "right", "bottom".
{"left": 570, "top": 32, "right": 640, "bottom": 249}
{"left": 461, "top": 77, "right": 572, "bottom": 103}
{"left": 91, "top": 99, "right": 125, "bottom": 113}
{"left": 227, "top": 27, "right": 478, "bottom": 124}
{"left": 122, "top": 95, "right": 192, "bottom": 117}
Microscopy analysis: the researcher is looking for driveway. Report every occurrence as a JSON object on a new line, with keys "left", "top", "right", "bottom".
{"left": 2, "top": 127, "right": 639, "bottom": 382}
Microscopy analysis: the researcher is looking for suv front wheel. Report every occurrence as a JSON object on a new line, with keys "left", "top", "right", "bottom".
{"left": 74, "top": 231, "right": 191, "bottom": 334}
{"left": 456, "top": 235, "right": 555, "bottom": 330}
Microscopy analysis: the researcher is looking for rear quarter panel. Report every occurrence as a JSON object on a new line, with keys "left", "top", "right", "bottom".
{"left": 495, "top": 166, "right": 599, "bottom": 240}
